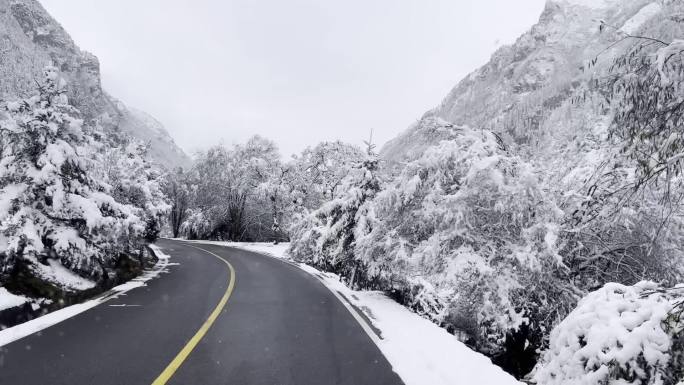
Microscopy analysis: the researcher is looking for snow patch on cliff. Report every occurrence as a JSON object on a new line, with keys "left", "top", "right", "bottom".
{"left": 621, "top": 3, "right": 662, "bottom": 34}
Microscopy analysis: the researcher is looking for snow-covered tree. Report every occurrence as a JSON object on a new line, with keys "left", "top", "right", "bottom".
{"left": 530, "top": 35, "right": 684, "bottom": 385}
{"left": 557, "top": 37, "right": 684, "bottom": 291}
{"left": 287, "top": 141, "right": 365, "bottom": 211}
{"left": 181, "top": 135, "right": 287, "bottom": 241}
{"left": 607, "top": 39, "right": 684, "bottom": 195}
{"left": 353, "top": 124, "right": 575, "bottom": 360}
{"left": 0, "top": 66, "right": 150, "bottom": 284}
{"left": 240, "top": 136, "right": 287, "bottom": 241}
{"left": 181, "top": 145, "right": 241, "bottom": 240}
{"left": 162, "top": 167, "right": 191, "bottom": 238}
{"left": 97, "top": 138, "right": 169, "bottom": 242}
{"left": 254, "top": 162, "right": 292, "bottom": 243}
{"left": 289, "top": 140, "right": 381, "bottom": 287}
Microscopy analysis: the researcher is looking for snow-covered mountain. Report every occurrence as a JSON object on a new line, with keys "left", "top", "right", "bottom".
{"left": 368, "top": 0, "right": 684, "bottom": 379}
{"left": 0, "top": 0, "right": 191, "bottom": 169}
{"left": 381, "top": 0, "right": 676, "bottom": 164}
{"left": 114, "top": 103, "right": 192, "bottom": 170}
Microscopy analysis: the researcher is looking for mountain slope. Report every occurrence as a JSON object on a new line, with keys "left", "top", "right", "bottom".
{"left": 381, "top": 0, "right": 675, "bottom": 165}
{"left": 369, "top": 0, "right": 684, "bottom": 378}
{"left": 0, "top": 0, "right": 191, "bottom": 169}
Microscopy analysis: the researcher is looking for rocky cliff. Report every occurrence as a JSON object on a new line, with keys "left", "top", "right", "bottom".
{"left": 381, "top": 0, "right": 680, "bottom": 166}
{"left": 0, "top": 0, "right": 191, "bottom": 169}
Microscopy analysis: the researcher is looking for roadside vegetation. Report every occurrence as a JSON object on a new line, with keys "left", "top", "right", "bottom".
{"left": 0, "top": 67, "right": 168, "bottom": 325}
{"left": 168, "top": 8, "right": 684, "bottom": 383}
{"left": 3, "top": 1, "right": 684, "bottom": 383}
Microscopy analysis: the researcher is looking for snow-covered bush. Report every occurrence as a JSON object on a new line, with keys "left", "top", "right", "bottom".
{"left": 555, "top": 37, "right": 684, "bottom": 292}
{"left": 607, "top": 39, "right": 684, "bottom": 195}
{"left": 528, "top": 33, "right": 684, "bottom": 384}
{"left": 534, "top": 281, "right": 684, "bottom": 385}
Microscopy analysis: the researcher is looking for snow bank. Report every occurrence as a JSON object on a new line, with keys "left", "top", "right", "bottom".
{"left": 0, "top": 288, "right": 28, "bottom": 311}
{"left": 28, "top": 257, "right": 97, "bottom": 291}
{"left": 0, "top": 244, "right": 173, "bottom": 347}
{"left": 188, "top": 240, "right": 522, "bottom": 385}
{"left": 110, "top": 244, "right": 172, "bottom": 293}
{"left": 534, "top": 281, "right": 681, "bottom": 385}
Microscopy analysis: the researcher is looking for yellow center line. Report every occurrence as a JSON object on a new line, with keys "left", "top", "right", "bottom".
{"left": 151, "top": 244, "right": 236, "bottom": 385}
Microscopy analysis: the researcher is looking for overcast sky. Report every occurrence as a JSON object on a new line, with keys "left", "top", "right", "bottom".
{"left": 40, "top": 0, "right": 545, "bottom": 157}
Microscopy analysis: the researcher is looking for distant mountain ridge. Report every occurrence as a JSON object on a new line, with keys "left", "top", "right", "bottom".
{"left": 0, "top": 0, "right": 191, "bottom": 169}
{"left": 381, "top": 0, "right": 675, "bottom": 165}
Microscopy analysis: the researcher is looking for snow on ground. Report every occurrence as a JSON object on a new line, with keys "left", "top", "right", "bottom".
{"left": 109, "top": 244, "right": 174, "bottom": 293}
{"left": 0, "top": 288, "right": 29, "bottom": 312}
{"left": 27, "top": 257, "right": 97, "bottom": 291}
{"left": 0, "top": 244, "right": 173, "bottom": 347}
{"left": 188, "top": 240, "right": 522, "bottom": 385}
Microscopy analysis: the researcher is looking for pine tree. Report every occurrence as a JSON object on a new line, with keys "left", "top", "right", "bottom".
{"left": 0, "top": 66, "right": 145, "bottom": 282}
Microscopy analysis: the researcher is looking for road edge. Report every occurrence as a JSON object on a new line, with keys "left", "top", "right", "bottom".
{"left": 0, "top": 244, "right": 173, "bottom": 348}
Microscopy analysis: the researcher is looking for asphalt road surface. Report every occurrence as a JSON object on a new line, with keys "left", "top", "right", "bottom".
{"left": 0, "top": 239, "right": 404, "bottom": 385}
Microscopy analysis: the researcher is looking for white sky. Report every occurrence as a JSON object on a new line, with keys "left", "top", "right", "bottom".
{"left": 39, "top": 0, "right": 546, "bottom": 157}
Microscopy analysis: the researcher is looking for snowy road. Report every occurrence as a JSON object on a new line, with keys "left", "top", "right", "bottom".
{"left": 0, "top": 239, "right": 403, "bottom": 385}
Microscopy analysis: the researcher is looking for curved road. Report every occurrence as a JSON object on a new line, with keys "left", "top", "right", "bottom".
{"left": 0, "top": 239, "right": 404, "bottom": 385}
